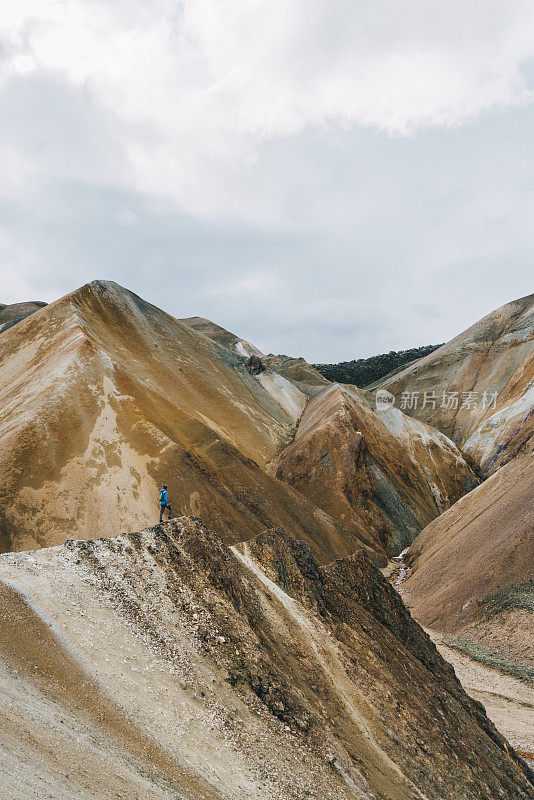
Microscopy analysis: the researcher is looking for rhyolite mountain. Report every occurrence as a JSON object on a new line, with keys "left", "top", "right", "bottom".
{"left": 0, "top": 281, "right": 346, "bottom": 561}
{"left": 0, "top": 280, "right": 533, "bottom": 799}
{"left": 189, "top": 292, "right": 534, "bottom": 737}
{"left": 0, "top": 299, "right": 47, "bottom": 333}
{"left": 401, "top": 446, "right": 533, "bottom": 675}
{"left": 181, "top": 316, "right": 331, "bottom": 396}
{"left": 0, "top": 280, "right": 473, "bottom": 563}
{"left": 181, "top": 315, "right": 263, "bottom": 358}
{"left": 275, "top": 383, "right": 477, "bottom": 555}
{"left": 376, "top": 295, "right": 534, "bottom": 674}
{"left": 0, "top": 517, "right": 531, "bottom": 800}
{"left": 376, "top": 293, "right": 534, "bottom": 476}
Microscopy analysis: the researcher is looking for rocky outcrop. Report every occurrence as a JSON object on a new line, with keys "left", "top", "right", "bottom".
{"left": 263, "top": 353, "right": 331, "bottom": 397}
{"left": 180, "top": 318, "right": 330, "bottom": 398}
{"left": 275, "top": 384, "right": 478, "bottom": 557}
{"left": 244, "top": 354, "right": 265, "bottom": 374}
{"left": 0, "top": 517, "right": 531, "bottom": 799}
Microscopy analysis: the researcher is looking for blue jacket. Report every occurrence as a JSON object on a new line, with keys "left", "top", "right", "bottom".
{"left": 159, "top": 489, "right": 168, "bottom": 505}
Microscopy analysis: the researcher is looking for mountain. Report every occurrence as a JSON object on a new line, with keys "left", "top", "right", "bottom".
{"left": 263, "top": 353, "right": 331, "bottom": 396}
{"left": 178, "top": 316, "right": 478, "bottom": 558}
{"left": 0, "top": 280, "right": 471, "bottom": 564}
{"left": 0, "top": 280, "right": 375, "bottom": 563}
{"left": 0, "top": 516, "right": 531, "bottom": 800}
{"left": 181, "top": 317, "right": 330, "bottom": 397}
{"left": 401, "top": 446, "right": 533, "bottom": 675}
{"left": 181, "top": 315, "right": 264, "bottom": 357}
{"left": 377, "top": 293, "right": 534, "bottom": 475}
{"left": 275, "top": 384, "right": 477, "bottom": 555}
{"left": 384, "top": 295, "right": 534, "bottom": 694}
{"left": 0, "top": 300, "right": 47, "bottom": 333}
{"left": 0, "top": 281, "right": 532, "bottom": 795}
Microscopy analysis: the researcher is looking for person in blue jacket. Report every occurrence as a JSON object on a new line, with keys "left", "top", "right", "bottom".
{"left": 158, "top": 484, "right": 172, "bottom": 522}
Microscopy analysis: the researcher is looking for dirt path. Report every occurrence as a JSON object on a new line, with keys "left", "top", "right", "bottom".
{"left": 431, "top": 632, "right": 534, "bottom": 761}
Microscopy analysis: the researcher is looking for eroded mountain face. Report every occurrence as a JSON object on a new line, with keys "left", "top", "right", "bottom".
{"left": 375, "top": 294, "right": 534, "bottom": 673}
{"left": 0, "top": 517, "right": 531, "bottom": 800}
{"left": 275, "top": 384, "right": 477, "bottom": 556}
{"left": 262, "top": 353, "right": 331, "bottom": 397}
{"left": 0, "top": 280, "right": 470, "bottom": 563}
{"left": 181, "top": 316, "right": 264, "bottom": 358}
{"left": 377, "top": 293, "right": 534, "bottom": 475}
{"left": 401, "top": 447, "right": 534, "bottom": 667}
{"left": 0, "top": 281, "right": 533, "bottom": 797}
{"left": 0, "top": 281, "right": 372, "bottom": 561}
{"left": 183, "top": 300, "right": 533, "bottom": 759}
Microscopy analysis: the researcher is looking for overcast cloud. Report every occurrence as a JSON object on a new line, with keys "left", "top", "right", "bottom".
{"left": 1, "top": 1, "right": 533, "bottom": 360}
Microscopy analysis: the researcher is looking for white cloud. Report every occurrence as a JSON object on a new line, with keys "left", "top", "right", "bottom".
{"left": 0, "top": 1, "right": 533, "bottom": 358}
{"left": 2, "top": 0, "right": 534, "bottom": 216}
{"left": 185, "top": 0, "right": 534, "bottom": 135}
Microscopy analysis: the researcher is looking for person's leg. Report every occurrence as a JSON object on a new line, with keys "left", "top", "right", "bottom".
{"left": 167, "top": 504, "right": 172, "bottom": 519}
{"left": 159, "top": 504, "right": 164, "bottom": 522}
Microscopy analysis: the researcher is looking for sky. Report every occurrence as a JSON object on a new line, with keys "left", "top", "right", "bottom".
{"left": 1, "top": 1, "right": 534, "bottom": 361}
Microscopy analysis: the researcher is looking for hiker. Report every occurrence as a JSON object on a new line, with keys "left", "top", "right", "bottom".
{"left": 158, "top": 484, "right": 172, "bottom": 522}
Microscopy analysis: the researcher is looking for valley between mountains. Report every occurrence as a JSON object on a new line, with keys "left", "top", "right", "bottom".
{"left": 0, "top": 280, "right": 532, "bottom": 799}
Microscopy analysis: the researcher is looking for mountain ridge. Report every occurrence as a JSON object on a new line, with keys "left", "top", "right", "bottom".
{"left": 0, "top": 279, "right": 473, "bottom": 564}
{"left": 0, "top": 516, "right": 531, "bottom": 800}
{"left": 0, "top": 279, "right": 532, "bottom": 796}
{"left": 0, "top": 280, "right": 372, "bottom": 562}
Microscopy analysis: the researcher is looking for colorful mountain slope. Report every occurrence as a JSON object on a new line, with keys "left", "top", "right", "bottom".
{"left": 378, "top": 293, "right": 534, "bottom": 474}
{"left": 0, "top": 281, "right": 367, "bottom": 562}
{"left": 0, "top": 517, "right": 531, "bottom": 800}
{"left": 401, "top": 446, "right": 533, "bottom": 671}
{"left": 276, "top": 384, "right": 477, "bottom": 557}
{"left": 181, "top": 315, "right": 264, "bottom": 357}
{"left": 0, "top": 300, "right": 47, "bottom": 333}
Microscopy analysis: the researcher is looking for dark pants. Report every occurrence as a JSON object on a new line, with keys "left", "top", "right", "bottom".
{"left": 159, "top": 503, "right": 172, "bottom": 522}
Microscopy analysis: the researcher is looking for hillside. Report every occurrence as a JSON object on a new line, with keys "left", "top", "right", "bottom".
{"left": 389, "top": 295, "right": 534, "bottom": 711}
{"left": 262, "top": 353, "right": 331, "bottom": 396}
{"left": 377, "top": 293, "right": 534, "bottom": 474}
{"left": 276, "top": 384, "right": 477, "bottom": 555}
{"left": 0, "top": 280, "right": 472, "bottom": 566}
{"left": 181, "top": 316, "right": 263, "bottom": 358}
{"left": 0, "top": 516, "right": 531, "bottom": 800}
{"left": 1, "top": 280, "right": 384, "bottom": 564}
{"left": 0, "top": 281, "right": 532, "bottom": 796}
{"left": 401, "top": 447, "right": 533, "bottom": 675}
{"left": 181, "top": 318, "right": 330, "bottom": 397}
{"left": 177, "top": 316, "right": 477, "bottom": 558}
{"left": 0, "top": 300, "right": 47, "bottom": 333}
